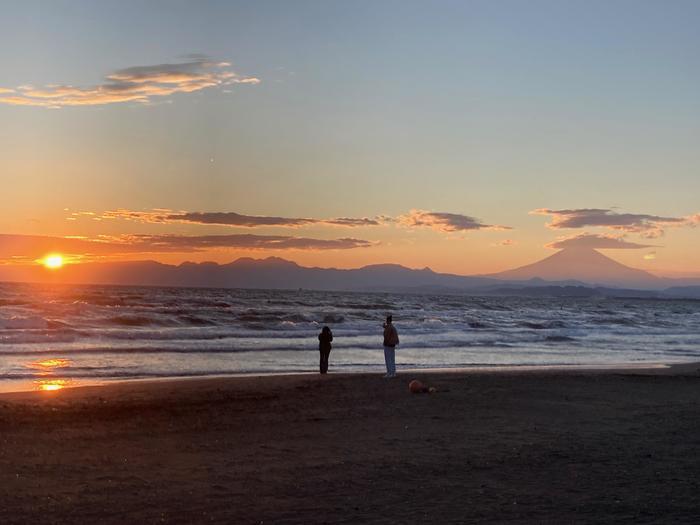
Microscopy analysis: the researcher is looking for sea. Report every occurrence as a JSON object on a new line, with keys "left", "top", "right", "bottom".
{"left": 1, "top": 282, "right": 699, "bottom": 392}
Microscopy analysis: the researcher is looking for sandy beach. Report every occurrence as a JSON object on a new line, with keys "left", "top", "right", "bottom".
{"left": 1, "top": 364, "right": 699, "bottom": 524}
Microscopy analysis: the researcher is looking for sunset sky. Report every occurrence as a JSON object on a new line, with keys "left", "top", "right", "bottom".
{"left": 1, "top": 0, "right": 699, "bottom": 277}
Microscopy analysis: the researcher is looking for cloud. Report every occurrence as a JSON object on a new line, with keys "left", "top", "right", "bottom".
{"left": 97, "top": 209, "right": 173, "bottom": 223}
{"left": 643, "top": 252, "right": 656, "bottom": 260}
{"left": 545, "top": 233, "right": 659, "bottom": 250}
{"left": 398, "top": 210, "right": 511, "bottom": 232}
{"left": 0, "top": 58, "right": 259, "bottom": 108}
{"left": 0, "top": 233, "right": 374, "bottom": 262}
{"left": 84, "top": 209, "right": 384, "bottom": 228}
{"left": 531, "top": 208, "right": 700, "bottom": 238}
{"left": 169, "top": 211, "right": 316, "bottom": 227}
{"left": 113, "top": 234, "right": 373, "bottom": 251}
{"left": 77, "top": 207, "right": 510, "bottom": 234}
{"left": 322, "top": 217, "right": 382, "bottom": 227}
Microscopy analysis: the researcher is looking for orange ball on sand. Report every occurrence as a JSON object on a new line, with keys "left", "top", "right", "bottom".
{"left": 408, "top": 379, "right": 435, "bottom": 394}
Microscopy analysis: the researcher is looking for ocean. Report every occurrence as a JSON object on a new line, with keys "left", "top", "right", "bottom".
{"left": 1, "top": 282, "right": 699, "bottom": 392}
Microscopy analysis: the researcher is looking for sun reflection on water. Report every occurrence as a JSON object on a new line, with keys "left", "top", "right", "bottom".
{"left": 25, "top": 357, "right": 74, "bottom": 391}
{"left": 27, "top": 358, "right": 71, "bottom": 375}
{"left": 34, "top": 378, "right": 72, "bottom": 391}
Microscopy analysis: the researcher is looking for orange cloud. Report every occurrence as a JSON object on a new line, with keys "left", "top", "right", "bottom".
{"left": 544, "top": 233, "right": 659, "bottom": 250}
{"left": 0, "top": 58, "right": 259, "bottom": 108}
{"left": 77, "top": 208, "right": 514, "bottom": 234}
{"left": 398, "top": 210, "right": 511, "bottom": 233}
{"left": 531, "top": 208, "right": 700, "bottom": 238}
{"left": 76, "top": 209, "right": 385, "bottom": 228}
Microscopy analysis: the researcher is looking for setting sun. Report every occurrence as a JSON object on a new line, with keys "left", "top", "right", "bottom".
{"left": 43, "top": 254, "right": 64, "bottom": 269}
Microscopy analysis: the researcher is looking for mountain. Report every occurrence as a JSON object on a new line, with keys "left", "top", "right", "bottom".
{"left": 488, "top": 247, "right": 662, "bottom": 289}
{"left": 0, "top": 257, "right": 498, "bottom": 291}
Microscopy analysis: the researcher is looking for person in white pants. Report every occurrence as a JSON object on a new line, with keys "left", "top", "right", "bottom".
{"left": 382, "top": 315, "right": 399, "bottom": 378}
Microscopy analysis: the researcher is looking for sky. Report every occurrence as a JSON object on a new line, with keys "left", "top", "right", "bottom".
{"left": 1, "top": 0, "right": 699, "bottom": 277}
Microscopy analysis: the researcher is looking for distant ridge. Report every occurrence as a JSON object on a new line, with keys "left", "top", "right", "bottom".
{"left": 0, "top": 257, "right": 497, "bottom": 291}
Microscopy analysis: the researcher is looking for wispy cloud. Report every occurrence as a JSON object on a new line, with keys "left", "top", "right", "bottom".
{"left": 74, "top": 207, "right": 511, "bottom": 235}
{"left": 322, "top": 217, "right": 384, "bottom": 227}
{"left": 0, "top": 58, "right": 260, "bottom": 108}
{"left": 176, "top": 211, "right": 316, "bottom": 227}
{"left": 398, "top": 210, "right": 511, "bottom": 232}
{"left": 545, "top": 233, "right": 658, "bottom": 250}
{"left": 112, "top": 233, "right": 374, "bottom": 251}
{"left": 81, "top": 209, "right": 385, "bottom": 228}
{"left": 0, "top": 232, "right": 374, "bottom": 262}
{"left": 531, "top": 208, "right": 700, "bottom": 238}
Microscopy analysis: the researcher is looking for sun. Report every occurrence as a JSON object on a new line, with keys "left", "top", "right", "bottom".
{"left": 43, "top": 254, "right": 64, "bottom": 269}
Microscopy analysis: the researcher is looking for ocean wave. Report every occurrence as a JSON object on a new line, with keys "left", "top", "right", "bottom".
{"left": 544, "top": 335, "right": 577, "bottom": 342}
{"left": 237, "top": 310, "right": 290, "bottom": 322}
{"left": 0, "top": 331, "right": 80, "bottom": 345}
{"left": 591, "top": 317, "right": 638, "bottom": 326}
{"left": 107, "top": 315, "right": 179, "bottom": 327}
{"left": 342, "top": 303, "right": 393, "bottom": 310}
{"left": 0, "top": 299, "right": 30, "bottom": 306}
{"left": 2, "top": 284, "right": 700, "bottom": 379}
{"left": 110, "top": 327, "right": 323, "bottom": 340}
{"left": 0, "top": 345, "right": 308, "bottom": 355}
{"left": 0, "top": 337, "right": 520, "bottom": 355}
{"left": 518, "top": 321, "right": 553, "bottom": 330}
{"left": 0, "top": 316, "right": 49, "bottom": 330}
{"left": 177, "top": 315, "right": 218, "bottom": 326}
{"left": 67, "top": 294, "right": 126, "bottom": 306}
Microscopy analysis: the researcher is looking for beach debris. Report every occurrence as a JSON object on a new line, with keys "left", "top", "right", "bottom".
{"left": 409, "top": 379, "right": 436, "bottom": 394}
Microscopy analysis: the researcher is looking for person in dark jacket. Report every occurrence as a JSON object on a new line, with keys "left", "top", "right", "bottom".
{"left": 318, "top": 326, "right": 333, "bottom": 374}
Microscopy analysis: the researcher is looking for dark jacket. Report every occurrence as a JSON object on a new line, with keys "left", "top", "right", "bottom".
{"left": 383, "top": 324, "right": 399, "bottom": 347}
{"left": 318, "top": 329, "right": 333, "bottom": 351}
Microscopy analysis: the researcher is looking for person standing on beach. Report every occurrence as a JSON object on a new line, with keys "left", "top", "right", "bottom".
{"left": 318, "top": 326, "right": 333, "bottom": 374}
{"left": 382, "top": 315, "right": 399, "bottom": 378}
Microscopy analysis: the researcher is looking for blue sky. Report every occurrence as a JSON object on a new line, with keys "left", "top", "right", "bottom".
{"left": 1, "top": 1, "right": 698, "bottom": 274}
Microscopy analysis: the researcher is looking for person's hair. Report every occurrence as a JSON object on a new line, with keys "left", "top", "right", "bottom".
{"left": 386, "top": 315, "right": 392, "bottom": 323}
{"left": 322, "top": 325, "right": 330, "bottom": 333}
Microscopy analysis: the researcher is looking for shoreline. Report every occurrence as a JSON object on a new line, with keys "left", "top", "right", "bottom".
{"left": 1, "top": 360, "right": 698, "bottom": 397}
{"left": 0, "top": 361, "right": 700, "bottom": 401}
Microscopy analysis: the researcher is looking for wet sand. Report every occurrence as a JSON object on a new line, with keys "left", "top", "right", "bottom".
{"left": 1, "top": 364, "right": 699, "bottom": 523}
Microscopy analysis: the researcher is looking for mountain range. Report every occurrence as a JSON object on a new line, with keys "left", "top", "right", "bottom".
{"left": 2, "top": 247, "right": 699, "bottom": 298}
